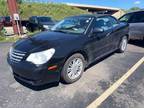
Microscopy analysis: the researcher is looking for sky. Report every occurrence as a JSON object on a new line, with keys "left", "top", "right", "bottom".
{"left": 43, "top": 0, "right": 144, "bottom": 9}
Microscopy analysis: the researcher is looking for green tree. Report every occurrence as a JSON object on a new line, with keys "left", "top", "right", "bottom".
{"left": 127, "top": 7, "right": 141, "bottom": 12}
{"left": 0, "top": 0, "right": 8, "bottom": 16}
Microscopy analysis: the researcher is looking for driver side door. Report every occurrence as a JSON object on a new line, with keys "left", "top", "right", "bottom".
{"left": 88, "top": 16, "right": 115, "bottom": 61}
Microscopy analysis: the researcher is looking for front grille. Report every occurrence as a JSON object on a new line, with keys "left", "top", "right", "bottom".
{"left": 9, "top": 49, "right": 26, "bottom": 63}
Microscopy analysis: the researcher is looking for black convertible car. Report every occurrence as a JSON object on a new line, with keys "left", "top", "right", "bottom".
{"left": 7, "top": 14, "right": 129, "bottom": 86}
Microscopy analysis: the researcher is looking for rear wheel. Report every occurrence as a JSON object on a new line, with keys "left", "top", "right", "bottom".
{"left": 118, "top": 36, "right": 128, "bottom": 53}
{"left": 61, "top": 54, "right": 85, "bottom": 84}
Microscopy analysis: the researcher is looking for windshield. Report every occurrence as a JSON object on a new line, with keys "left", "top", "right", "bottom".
{"left": 51, "top": 16, "right": 92, "bottom": 34}
{"left": 38, "top": 17, "right": 52, "bottom": 22}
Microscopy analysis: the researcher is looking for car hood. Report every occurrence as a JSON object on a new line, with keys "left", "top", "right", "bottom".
{"left": 13, "top": 31, "right": 81, "bottom": 53}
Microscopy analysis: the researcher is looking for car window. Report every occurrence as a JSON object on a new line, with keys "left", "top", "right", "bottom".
{"left": 130, "top": 12, "right": 144, "bottom": 23}
{"left": 38, "top": 17, "right": 52, "bottom": 22}
{"left": 5, "top": 16, "right": 10, "bottom": 22}
{"left": 51, "top": 16, "right": 92, "bottom": 34}
{"left": 119, "top": 13, "right": 132, "bottom": 22}
{"left": 29, "top": 17, "right": 34, "bottom": 23}
{"left": 108, "top": 16, "right": 119, "bottom": 27}
{"left": 29, "top": 17, "right": 37, "bottom": 23}
{"left": 94, "top": 16, "right": 118, "bottom": 31}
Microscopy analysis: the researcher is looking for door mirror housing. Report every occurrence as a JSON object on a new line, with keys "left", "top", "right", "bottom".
{"left": 93, "top": 28, "right": 104, "bottom": 34}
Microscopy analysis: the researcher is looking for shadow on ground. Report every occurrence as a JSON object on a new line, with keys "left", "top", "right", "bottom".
{"left": 85, "top": 52, "right": 115, "bottom": 70}
{"left": 14, "top": 77, "right": 59, "bottom": 91}
{"left": 129, "top": 40, "right": 144, "bottom": 48}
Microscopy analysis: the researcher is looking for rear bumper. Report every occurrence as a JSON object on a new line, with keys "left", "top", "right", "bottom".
{"left": 7, "top": 57, "right": 61, "bottom": 86}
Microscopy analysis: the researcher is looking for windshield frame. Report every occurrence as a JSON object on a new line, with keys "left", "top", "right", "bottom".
{"left": 51, "top": 16, "right": 93, "bottom": 35}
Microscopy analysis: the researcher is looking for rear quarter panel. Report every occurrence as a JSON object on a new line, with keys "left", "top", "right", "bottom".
{"left": 117, "top": 22, "right": 129, "bottom": 39}
{"left": 110, "top": 22, "right": 129, "bottom": 50}
{"left": 129, "top": 23, "right": 144, "bottom": 40}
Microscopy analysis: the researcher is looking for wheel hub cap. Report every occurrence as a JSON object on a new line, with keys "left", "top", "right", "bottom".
{"left": 121, "top": 38, "right": 127, "bottom": 51}
{"left": 67, "top": 58, "right": 83, "bottom": 80}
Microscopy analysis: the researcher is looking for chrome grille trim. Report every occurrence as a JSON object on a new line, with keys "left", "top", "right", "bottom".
{"left": 9, "top": 49, "right": 26, "bottom": 63}
{"left": 11, "top": 53, "right": 23, "bottom": 59}
{"left": 10, "top": 57, "right": 21, "bottom": 62}
{"left": 13, "top": 52, "right": 25, "bottom": 56}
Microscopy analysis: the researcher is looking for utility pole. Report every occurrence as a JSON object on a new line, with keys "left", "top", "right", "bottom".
{"left": 7, "top": 0, "right": 23, "bottom": 36}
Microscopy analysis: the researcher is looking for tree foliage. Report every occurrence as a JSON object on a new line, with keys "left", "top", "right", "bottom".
{"left": 0, "top": 0, "right": 8, "bottom": 16}
{"left": 126, "top": 7, "right": 141, "bottom": 13}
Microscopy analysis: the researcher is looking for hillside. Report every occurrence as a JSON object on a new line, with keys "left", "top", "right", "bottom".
{"left": 0, "top": 2, "right": 89, "bottom": 20}
{"left": 20, "top": 3, "right": 89, "bottom": 20}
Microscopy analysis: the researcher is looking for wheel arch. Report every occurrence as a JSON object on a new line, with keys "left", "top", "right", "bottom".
{"left": 65, "top": 50, "right": 89, "bottom": 65}
{"left": 125, "top": 33, "right": 129, "bottom": 40}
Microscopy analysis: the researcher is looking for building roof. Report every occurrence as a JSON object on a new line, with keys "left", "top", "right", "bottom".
{"left": 66, "top": 14, "right": 112, "bottom": 19}
{"left": 66, "top": 3, "right": 120, "bottom": 11}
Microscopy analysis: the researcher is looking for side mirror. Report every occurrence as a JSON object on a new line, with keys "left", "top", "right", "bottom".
{"left": 93, "top": 28, "right": 104, "bottom": 34}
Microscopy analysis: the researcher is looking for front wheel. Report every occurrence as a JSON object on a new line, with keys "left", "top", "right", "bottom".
{"left": 118, "top": 36, "right": 128, "bottom": 53}
{"left": 61, "top": 54, "right": 85, "bottom": 84}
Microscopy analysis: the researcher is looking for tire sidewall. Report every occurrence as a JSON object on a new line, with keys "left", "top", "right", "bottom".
{"left": 119, "top": 36, "right": 128, "bottom": 53}
{"left": 61, "top": 54, "right": 85, "bottom": 84}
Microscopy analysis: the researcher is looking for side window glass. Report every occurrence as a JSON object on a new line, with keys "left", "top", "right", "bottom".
{"left": 95, "top": 17, "right": 109, "bottom": 31}
{"left": 119, "top": 14, "right": 132, "bottom": 22}
{"left": 94, "top": 16, "right": 118, "bottom": 31}
{"left": 29, "top": 17, "right": 34, "bottom": 23}
{"left": 130, "top": 12, "right": 144, "bottom": 23}
{"left": 107, "top": 16, "right": 118, "bottom": 28}
{"left": 34, "top": 18, "right": 38, "bottom": 24}
{"left": 30, "top": 17, "right": 37, "bottom": 24}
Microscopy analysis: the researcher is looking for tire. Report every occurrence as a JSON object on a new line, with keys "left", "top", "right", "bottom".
{"left": 61, "top": 54, "right": 85, "bottom": 84}
{"left": 118, "top": 36, "right": 128, "bottom": 53}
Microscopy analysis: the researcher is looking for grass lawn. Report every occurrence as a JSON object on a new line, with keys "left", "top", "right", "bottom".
{"left": 0, "top": 31, "right": 40, "bottom": 42}
{"left": 0, "top": 36, "right": 21, "bottom": 42}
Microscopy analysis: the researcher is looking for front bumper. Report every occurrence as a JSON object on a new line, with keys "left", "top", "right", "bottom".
{"left": 7, "top": 57, "right": 61, "bottom": 86}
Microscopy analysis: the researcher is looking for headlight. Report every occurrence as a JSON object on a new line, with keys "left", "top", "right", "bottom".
{"left": 26, "top": 48, "right": 55, "bottom": 65}
{"left": 43, "top": 25, "right": 49, "bottom": 29}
